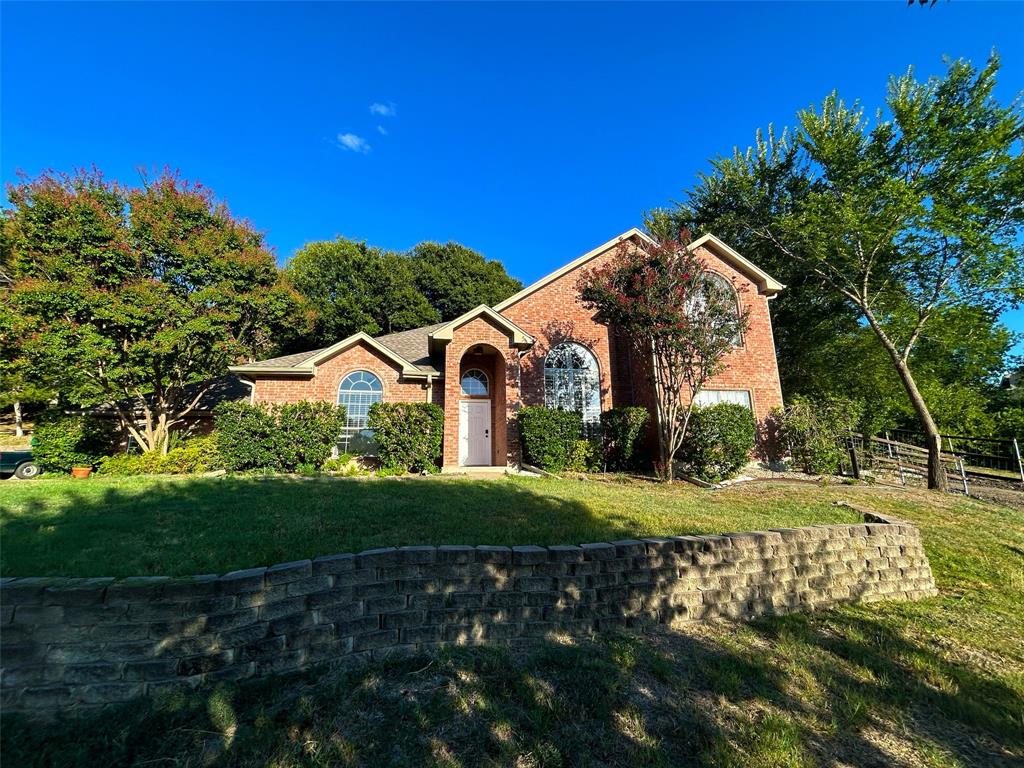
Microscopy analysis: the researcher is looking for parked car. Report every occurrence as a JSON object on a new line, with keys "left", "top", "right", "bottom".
{"left": 0, "top": 450, "right": 40, "bottom": 479}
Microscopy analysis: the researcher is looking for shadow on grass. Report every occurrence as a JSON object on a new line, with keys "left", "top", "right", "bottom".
{"left": 3, "top": 610, "right": 1021, "bottom": 768}
{"left": 0, "top": 476, "right": 661, "bottom": 578}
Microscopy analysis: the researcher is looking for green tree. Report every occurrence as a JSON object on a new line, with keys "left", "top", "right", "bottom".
{"left": 3, "top": 168, "right": 301, "bottom": 453}
{"left": 677, "top": 55, "right": 1024, "bottom": 489}
{"left": 409, "top": 241, "right": 522, "bottom": 320}
{"left": 579, "top": 235, "right": 750, "bottom": 482}
{"left": 287, "top": 237, "right": 439, "bottom": 345}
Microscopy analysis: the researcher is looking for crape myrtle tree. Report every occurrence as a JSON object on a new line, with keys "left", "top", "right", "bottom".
{"left": 678, "top": 55, "right": 1024, "bottom": 490}
{"left": 579, "top": 234, "right": 750, "bottom": 482}
{"left": 3, "top": 168, "right": 303, "bottom": 454}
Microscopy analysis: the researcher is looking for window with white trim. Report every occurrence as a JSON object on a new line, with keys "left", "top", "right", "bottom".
{"left": 461, "top": 369, "right": 489, "bottom": 396}
{"left": 687, "top": 272, "right": 742, "bottom": 345}
{"left": 544, "top": 342, "right": 600, "bottom": 425}
{"left": 337, "top": 370, "right": 383, "bottom": 454}
{"left": 693, "top": 390, "right": 751, "bottom": 409}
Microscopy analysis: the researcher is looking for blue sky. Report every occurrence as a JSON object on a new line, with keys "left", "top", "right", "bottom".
{"left": 2, "top": 1, "right": 1022, "bottom": 353}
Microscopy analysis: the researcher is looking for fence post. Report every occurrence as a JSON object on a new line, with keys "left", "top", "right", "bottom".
{"left": 848, "top": 436, "right": 861, "bottom": 480}
{"left": 958, "top": 457, "right": 970, "bottom": 496}
{"left": 1014, "top": 438, "right": 1024, "bottom": 487}
{"left": 895, "top": 443, "right": 906, "bottom": 485}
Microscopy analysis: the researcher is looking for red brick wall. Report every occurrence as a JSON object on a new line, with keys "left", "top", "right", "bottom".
{"left": 501, "top": 241, "right": 784, "bottom": 425}
{"left": 250, "top": 343, "right": 430, "bottom": 406}
{"left": 441, "top": 316, "right": 521, "bottom": 467}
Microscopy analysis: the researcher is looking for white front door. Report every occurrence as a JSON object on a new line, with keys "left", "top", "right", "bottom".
{"left": 459, "top": 400, "right": 492, "bottom": 466}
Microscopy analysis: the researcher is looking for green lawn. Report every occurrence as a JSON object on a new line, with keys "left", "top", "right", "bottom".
{"left": 1, "top": 475, "right": 1022, "bottom": 767}
{"left": 0, "top": 473, "right": 874, "bottom": 578}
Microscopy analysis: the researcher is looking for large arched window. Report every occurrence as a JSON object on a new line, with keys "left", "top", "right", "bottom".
{"left": 544, "top": 342, "right": 600, "bottom": 425}
{"left": 690, "top": 272, "right": 742, "bottom": 345}
{"left": 337, "top": 370, "right": 383, "bottom": 453}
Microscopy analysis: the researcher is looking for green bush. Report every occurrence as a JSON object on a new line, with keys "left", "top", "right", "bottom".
{"left": 368, "top": 402, "right": 444, "bottom": 473}
{"left": 99, "top": 434, "right": 222, "bottom": 476}
{"left": 600, "top": 407, "right": 650, "bottom": 471}
{"left": 566, "top": 438, "right": 602, "bottom": 473}
{"left": 781, "top": 396, "right": 863, "bottom": 475}
{"left": 32, "top": 411, "right": 117, "bottom": 473}
{"left": 519, "top": 407, "right": 584, "bottom": 472}
{"left": 214, "top": 401, "right": 346, "bottom": 472}
{"left": 679, "top": 403, "right": 756, "bottom": 482}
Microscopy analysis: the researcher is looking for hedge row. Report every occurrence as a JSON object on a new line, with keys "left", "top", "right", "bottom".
{"left": 214, "top": 401, "right": 347, "bottom": 472}
{"left": 368, "top": 402, "right": 444, "bottom": 473}
{"left": 519, "top": 406, "right": 651, "bottom": 473}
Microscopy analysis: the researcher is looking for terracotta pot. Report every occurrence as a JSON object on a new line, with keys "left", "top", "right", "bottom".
{"left": 70, "top": 466, "right": 93, "bottom": 479}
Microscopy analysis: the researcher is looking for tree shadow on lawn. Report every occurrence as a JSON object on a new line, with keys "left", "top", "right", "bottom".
{"left": 3, "top": 609, "right": 1020, "bottom": 768}
{"left": 1, "top": 476, "right": 676, "bottom": 578}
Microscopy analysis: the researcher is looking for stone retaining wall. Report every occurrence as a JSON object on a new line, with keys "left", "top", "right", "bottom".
{"left": 0, "top": 513, "right": 936, "bottom": 717}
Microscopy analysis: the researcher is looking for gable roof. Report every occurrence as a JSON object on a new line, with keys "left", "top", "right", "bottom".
{"left": 493, "top": 228, "right": 784, "bottom": 311}
{"left": 687, "top": 233, "right": 785, "bottom": 295}
{"left": 493, "top": 228, "right": 653, "bottom": 312}
{"left": 229, "top": 331, "right": 434, "bottom": 378}
{"left": 428, "top": 305, "right": 534, "bottom": 349}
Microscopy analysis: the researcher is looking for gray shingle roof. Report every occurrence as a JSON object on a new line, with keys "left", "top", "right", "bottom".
{"left": 373, "top": 322, "right": 447, "bottom": 374}
{"left": 240, "top": 322, "right": 447, "bottom": 375}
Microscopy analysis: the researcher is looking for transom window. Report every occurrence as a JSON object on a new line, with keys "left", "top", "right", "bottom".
{"left": 461, "top": 369, "right": 489, "bottom": 397}
{"left": 337, "top": 370, "right": 383, "bottom": 453}
{"left": 544, "top": 342, "right": 600, "bottom": 425}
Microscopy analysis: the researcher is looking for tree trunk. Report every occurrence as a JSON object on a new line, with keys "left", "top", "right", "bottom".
{"left": 13, "top": 401, "right": 23, "bottom": 438}
{"left": 863, "top": 314, "right": 947, "bottom": 491}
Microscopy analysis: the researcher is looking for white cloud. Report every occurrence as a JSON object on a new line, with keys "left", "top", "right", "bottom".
{"left": 337, "top": 133, "right": 371, "bottom": 153}
{"left": 369, "top": 101, "right": 396, "bottom": 117}
{"left": 376, "top": 125, "right": 388, "bottom": 136}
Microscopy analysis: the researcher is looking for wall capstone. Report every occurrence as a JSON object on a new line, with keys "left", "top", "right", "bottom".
{"left": 0, "top": 513, "right": 936, "bottom": 717}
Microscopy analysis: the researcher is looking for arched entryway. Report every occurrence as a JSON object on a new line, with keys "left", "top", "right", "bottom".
{"left": 456, "top": 343, "right": 505, "bottom": 467}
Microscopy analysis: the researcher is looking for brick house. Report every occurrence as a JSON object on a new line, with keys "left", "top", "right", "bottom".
{"left": 229, "top": 229, "right": 785, "bottom": 470}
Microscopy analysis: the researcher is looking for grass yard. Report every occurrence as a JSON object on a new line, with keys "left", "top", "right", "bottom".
{"left": 1, "top": 475, "right": 1022, "bottom": 767}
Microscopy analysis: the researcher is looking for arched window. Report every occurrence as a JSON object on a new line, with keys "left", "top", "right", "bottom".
{"left": 690, "top": 272, "right": 742, "bottom": 345}
{"left": 461, "top": 369, "right": 489, "bottom": 396}
{"left": 337, "top": 370, "right": 383, "bottom": 453}
{"left": 544, "top": 342, "right": 600, "bottom": 425}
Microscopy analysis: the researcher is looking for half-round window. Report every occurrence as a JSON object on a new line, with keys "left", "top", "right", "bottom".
{"left": 337, "top": 370, "right": 383, "bottom": 453}
{"left": 544, "top": 342, "right": 600, "bottom": 425}
{"left": 461, "top": 369, "right": 489, "bottom": 396}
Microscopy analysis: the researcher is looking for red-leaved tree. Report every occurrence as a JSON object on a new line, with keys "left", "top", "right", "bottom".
{"left": 579, "top": 234, "right": 750, "bottom": 481}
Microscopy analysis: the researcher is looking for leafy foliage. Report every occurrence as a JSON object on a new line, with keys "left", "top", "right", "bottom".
{"left": 780, "top": 396, "right": 864, "bottom": 475}
{"left": 600, "top": 407, "right": 651, "bottom": 471}
{"left": 409, "top": 241, "right": 523, "bottom": 320}
{"left": 31, "top": 411, "right": 117, "bottom": 472}
{"left": 518, "top": 406, "right": 585, "bottom": 472}
{"left": 213, "top": 401, "right": 346, "bottom": 472}
{"left": 579, "top": 235, "right": 750, "bottom": 481}
{"left": 677, "top": 54, "right": 1024, "bottom": 487}
{"left": 367, "top": 402, "right": 444, "bottom": 473}
{"left": 679, "top": 403, "right": 756, "bottom": 482}
{"left": 2, "top": 168, "right": 302, "bottom": 453}
{"left": 286, "top": 238, "right": 439, "bottom": 345}
{"left": 99, "top": 435, "right": 222, "bottom": 475}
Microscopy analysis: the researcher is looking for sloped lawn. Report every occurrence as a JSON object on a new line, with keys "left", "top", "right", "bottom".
{"left": 1, "top": 476, "right": 1021, "bottom": 766}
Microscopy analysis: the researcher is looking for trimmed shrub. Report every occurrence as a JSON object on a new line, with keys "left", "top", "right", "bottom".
{"left": 99, "top": 434, "right": 222, "bottom": 476}
{"left": 32, "top": 411, "right": 117, "bottom": 473}
{"left": 566, "top": 439, "right": 602, "bottom": 473}
{"left": 780, "top": 396, "right": 863, "bottom": 475}
{"left": 519, "top": 407, "right": 584, "bottom": 472}
{"left": 368, "top": 402, "right": 444, "bottom": 473}
{"left": 600, "top": 406, "right": 651, "bottom": 471}
{"left": 214, "top": 401, "right": 346, "bottom": 472}
{"left": 679, "top": 403, "right": 756, "bottom": 482}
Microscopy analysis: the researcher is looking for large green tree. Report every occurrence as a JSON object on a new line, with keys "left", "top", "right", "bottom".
{"left": 286, "top": 238, "right": 440, "bottom": 344}
{"left": 676, "top": 55, "right": 1023, "bottom": 489}
{"left": 409, "top": 241, "right": 522, "bottom": 320}
{"left": 3, "top": 168, "right": 301, "bottom": 453}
